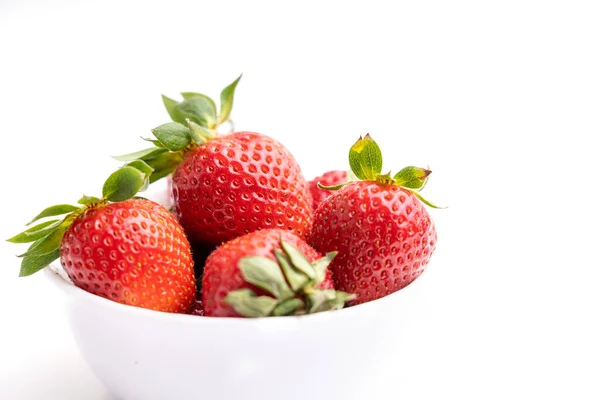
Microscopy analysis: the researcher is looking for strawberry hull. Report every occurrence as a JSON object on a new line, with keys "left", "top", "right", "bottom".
{"left": 311, "top": 181, "right": 437, "bottom": 304}
{"left": 202, "top": 229, "right": 335, "bottom": 317}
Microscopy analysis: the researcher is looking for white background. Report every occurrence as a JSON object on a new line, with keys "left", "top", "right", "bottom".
{"left": 1, "top": 0, "right": 599, "bottom": 399}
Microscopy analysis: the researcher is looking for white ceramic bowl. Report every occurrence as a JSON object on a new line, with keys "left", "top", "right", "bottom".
{"left": 46, "top": 265, "right": 419, "bottom": 400}
{"left": 44, "top": 183, "right": 421, "bottom": 399}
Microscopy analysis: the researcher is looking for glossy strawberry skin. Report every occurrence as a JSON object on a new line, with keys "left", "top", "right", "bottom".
{"left": 171, "top": 132, "right": 313, "bottom": 246}
{"left": 60, "top": 199, "right": 196, "bottom": 313}
{"left": 311, "top": 181, "right": 437, "bottom": 304}
{"left": 202, "top": 229, "right": 334, "bottom": 317}
{"left": 308, "top": 170, "right": 347, "bottom": 211}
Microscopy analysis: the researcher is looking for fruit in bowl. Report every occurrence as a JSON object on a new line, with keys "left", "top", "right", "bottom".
{"left": 8, "top": 77, "right": 441, "bottom": 400}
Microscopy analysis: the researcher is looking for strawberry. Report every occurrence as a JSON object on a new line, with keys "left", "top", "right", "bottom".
{"left": 188, "top": 298, "right": 205, "bottom": 316}
{"left": 202, "top": 229, "right": 353, "bottom": 317}
{"left": 308, "top": 170, "right": 347, "bottom": 211}
{"left": 9, "top": 162, "right": 196, "bottom": 313}
{"left": 115, "top": 76, "right": 313, "bottom": 245}
{"left": 310, "top": 135, "right": 440, "bottom": 305}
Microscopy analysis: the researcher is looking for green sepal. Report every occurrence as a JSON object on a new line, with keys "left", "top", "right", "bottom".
{"left": 409, "top": 189, "right": 446, "bottom": 209}
{"left": 317, "top": 182, "right": 348, "bottom": 191}
{"left": 18, "top": 222, "right": 68, "bottom": 258}
{"left": 175, "top": 97, "right": 217, "bottom": 128}
{"left": 162, "top": 95, "right": 183, "bottom": 124}
{"left": 126, "top": 160, "right": 154, "bottom": 176}
{"left": 187, "top": 119, "right": 215, "bottom": 144}
{"left": 228, "top": 240, "right": 354, "bottom": 318}
{"left": 181, "top": 92, "right": 217, "bottom": 125}
{"left": 218, "top": 74, "right": 242, "bottom": 124}
{"left": 274, "top": 249, "right": 309, "bottom": 292}
{"left": 312, "top": 251, "right": 337, "bottom": 285}
{"left": 26, "top": 204, "right": 79, "bottom": 226}
{"left": 102, "top": 166, "right": 147, "bottom": 202}
{"left": 144, "top": 152, "right": 183, "bottom": 183}
{"left": 7, "top": 220, "right": 61, "bottom": 243}
{"left": 112, "top": 147, "right": 167, "bottom": 162}
{"left": 238, "top": 256, "right": 294, "bottom": 300}
{"left": 344, "top": 135, "right": 443, "bottom": 209}
{"left": 126, "top": 160, "right": 154, "bottom": 192}
{"left": 142, "top": 137, "right": 166, "bottom": 148}
{"left": 349, "top": 134, "right": 382, "bottom": 180}
{"left": 394, "top": 166, "right": 432, "bottom": 190}
{"left": 273, "top": 298, "right": 304, "bottom": 316}
{"left": 280, "top": 240, "right": 316, "bottom": 280}
{"left": 225, "top": 288, "right": 278, "bottom": 318}
{"left": 78, "top": 195, "right": 101, "bottom": 205}
{"left": 19, "top": 249, "right": 60, "bottom": 277}
{"left": 151, "top": 122, "right": 192, "bottom": 151}
{"left": 307, "top": 289, "right": 356, "bottom": 314}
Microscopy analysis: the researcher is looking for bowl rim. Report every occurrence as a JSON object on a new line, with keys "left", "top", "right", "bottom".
{"left": 45, "top": 262, "right": 419, "bottom": 326}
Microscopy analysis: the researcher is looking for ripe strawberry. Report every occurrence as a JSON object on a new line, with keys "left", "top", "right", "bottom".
{"left": 202, "top": 229, "right": 353, "bottom": 318}
{"left": 115, "top": 76, "right": 313, "bottom": 245}
{"left": 9, "top": 162, "right": 196, "bottom": 313}
{"left": 310, "top": 135, "right": 440, "bottom": 304}
{"left": 308, "top": 170, "right": 347, "bottom": 211}
{"left": 188, "top": 298, "right": 205, "bottom": 316}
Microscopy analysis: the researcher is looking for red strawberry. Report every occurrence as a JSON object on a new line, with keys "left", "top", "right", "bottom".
{"left": 188, "top": 298, "right": 205, "bottom": 316}
{"left": 116, "top": 76, "right": 313, "bottom": 245}
{"left": 171, "top": 131, "right": 312, "bottom": 244}
{"left": 308, "top": 170, "right": 347, "bottom": 211}
{"left": 9, "top": 162, "right": 196, "bottom": 313}
{"left": 202, "top": 229, "right": 353, "bottom": 318}
{"left": 310, "top": 135, "right": 440, "bottom": 304}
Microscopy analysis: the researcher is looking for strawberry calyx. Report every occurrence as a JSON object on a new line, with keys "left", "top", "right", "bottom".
{"left": 7, "top": 161, "right": 155, "bottom": 277}
{"left": 225, "top": 237, "right": 355, "bottom": 317}
{"left": 318, "top": 134, "right": 443, "bottom": 208}
{"left": 113, "top": 75, "right": 242, "bottom": 184}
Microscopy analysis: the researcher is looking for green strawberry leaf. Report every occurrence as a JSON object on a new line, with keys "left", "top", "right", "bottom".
{"left": 162, "top": 95, "right": 184, "bottom": 124}
{"left": 239, "top": 256, "right": 294, "bottom": 300}
{"left": 102, "top": 166, "right": 146, "bottom": 202}
{"left": 218, "top": 74, "right": 242, "bottom": 124}
{"left": 280, "top": 240, "right": 316, "bottom": 280}
{"left": 112, "top": 147, "right": 167, "bottom": 162}
{"left": 126, "top": 160, "right": 154, "bottom": 177}
{"left": 144, "top": 152, "right": 183, "bottom": 183}
{"left": 77, "top": 195, "right": 101, "bottom": 205}
{"left": 273, "top": 298, "right": 304, "bottom": 316}
{"left": 317, "top": 182, "right": 348, "bottom": 191}
{"left": 26, "top": 204, "right": 79, "bottom": 226}
{"left": 274, "top": 249, "right": 309, "bottom": 292}
{"left": 311, "top": 251, "right": 337, "bottom": 285}
{"left": 142, "top": 137, "right": 166, "bottom": 148}
{"left": 7, "top": 220, "right": 61, "bottom": 243}
{"left": 394, "top": 166, "right": 432, "bottom": 190}
{"left": 175, "top": 98, "right": 217, "bottom": 128}
{"left": 19, "top": 249, "right": 60, "bottom": 277}
{"left": 151, "top": 122, "right": 192, "bottom": 151}
{"left": 308, "top": 289, "right": 355, "bottom": 313}
{"left": 409, "top": 189, "right": 446, "bottom": 209}
{"left": 187, "top": 119, "right": 215, "bottom": 144}
{"left": 19, "top": 222, "right": 67, "bottom": 258}
{"left": 126, "top": 160, "right": 154, "bottom": 192}
{"left": 225, "top": 288, "right": 278, "bottom": 318}
{"left": 349, "top": 134, "right": 382, "bottom": 180}
{"left": 181, "top": 92, "right": 217, "bottom": 121}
